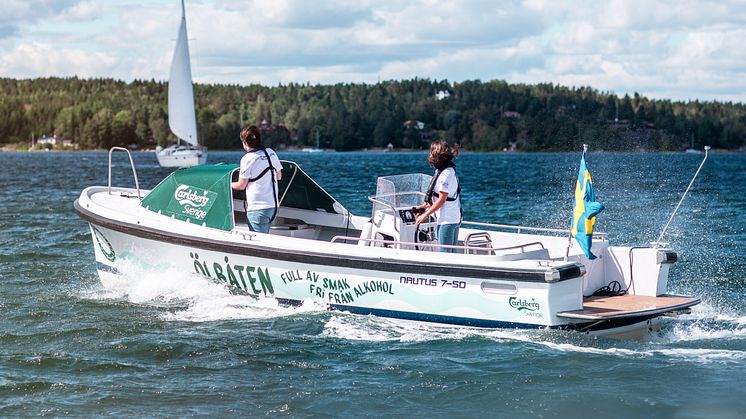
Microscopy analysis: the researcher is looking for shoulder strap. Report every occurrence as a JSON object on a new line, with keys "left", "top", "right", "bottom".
{"left": 242, "top": 148, "right": 280, "bottom": 223}
{"left": 425, "top": 169, "right": 441, "bottom": 204}
{"left": 261, "top": 148, "right": 279, "bottom": 222}
{"left": 246, "top": 147, "right": 277, "bottom": 182}
{"left": 429, "top": 163, "right": 460, "bottom": 202}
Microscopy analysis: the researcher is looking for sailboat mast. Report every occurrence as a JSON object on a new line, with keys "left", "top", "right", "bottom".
{"left": 168, "top": 0, "right": 199, "bottom": 147}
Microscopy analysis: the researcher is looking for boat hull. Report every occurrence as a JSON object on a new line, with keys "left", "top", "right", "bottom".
{"left": 156, "top": 148, "right": 207, "bottom": 167}
{"left": 80, "top": 215, "right": 671, "bottom": 338}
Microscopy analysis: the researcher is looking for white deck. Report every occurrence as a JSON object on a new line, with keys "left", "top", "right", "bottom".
{"left": 557, "top": 295, "right": 700, "bottom": 320}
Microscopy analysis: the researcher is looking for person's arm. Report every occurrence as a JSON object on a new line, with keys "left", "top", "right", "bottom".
{"left": 272, "top": 153, "right": 282, "bottom": 180}
{"left": 416, "top": 192, "right": 447, "bottom": 224}
{"left": 233, "top": 156, "right": 249, "bottom": 190}
{"left": 232, "top": 178, "right": 248, "bottom": 190}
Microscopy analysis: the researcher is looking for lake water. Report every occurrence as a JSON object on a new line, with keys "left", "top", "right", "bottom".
{"left": 1, "top": 150, "right": 744, "bottom": 417}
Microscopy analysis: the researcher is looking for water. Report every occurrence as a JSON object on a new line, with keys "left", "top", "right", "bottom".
{"left": 1, "top": 150, "right": 745, "bottom": 417}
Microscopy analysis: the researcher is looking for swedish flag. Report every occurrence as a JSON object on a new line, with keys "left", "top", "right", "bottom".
{"left": 571, "top": 153, "right": 604, "bottom": 259}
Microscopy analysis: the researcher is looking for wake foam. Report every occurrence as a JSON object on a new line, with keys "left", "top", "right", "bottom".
{"left": 321, "top": 313, "right": 535, "bottom": 343}
{"left": 658, "top": 302, "right": 746, "bottom": 342}
{"left": 537, "top": 341, "right": 746, "bottom": 364}
{"left": 82, "top": 262, "right": 328, "bottom": 322}
{"left": 81, "top": 263, "right": 745, "bottom": 363}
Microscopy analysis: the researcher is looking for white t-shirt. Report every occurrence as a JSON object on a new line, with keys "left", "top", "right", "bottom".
{"left": 238, "top": 148, "right": 282, "bottom": 211}
{"left": 433, "top": 167, "right": 461, "bottom": 224}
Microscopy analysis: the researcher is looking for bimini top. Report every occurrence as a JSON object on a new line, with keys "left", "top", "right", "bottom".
{"left": 140, "top": 161, "right": 346, "bottom": 231}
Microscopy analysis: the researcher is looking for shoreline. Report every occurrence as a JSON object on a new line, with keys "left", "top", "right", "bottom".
{"left": 1, "top": 147, "right": 740, "bottom": 154}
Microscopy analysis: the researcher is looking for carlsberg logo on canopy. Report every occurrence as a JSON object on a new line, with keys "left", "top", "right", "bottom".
{"left": 165, "top": 184, "right": 218, "bottom": 222}
{"left": 175, "top": 184, "right": 210, "bottom": 208}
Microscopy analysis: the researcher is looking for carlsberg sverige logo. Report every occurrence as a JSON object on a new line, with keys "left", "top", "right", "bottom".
{"left": 175, "top": 184, "right": 210, "bottom": 207}
{"left": 509, "top": 297, "right": 540, "bottom": 312}
{"left": 166, "top": 184, "right": 217, "bottom": 221}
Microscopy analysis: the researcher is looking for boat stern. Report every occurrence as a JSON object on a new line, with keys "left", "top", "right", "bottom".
{"left": 600, "top": 246, "right": 678, "bottom": 297}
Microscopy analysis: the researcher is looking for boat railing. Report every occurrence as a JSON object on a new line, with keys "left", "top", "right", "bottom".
{"left": 461, "top": 220, "right": 608, "bottom": 239}
{"left": 365, "top": 194, "right": 608, "bottom": 239}
{"left": 108, "top": 147, "right": 141, "bottom": 200}
{"left": 330, "top": 235, "right": 544, "bottom": 254}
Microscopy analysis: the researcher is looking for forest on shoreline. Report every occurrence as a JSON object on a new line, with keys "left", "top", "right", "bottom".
{"left": 1, "top": 77, "right": 745, "bottom": 152}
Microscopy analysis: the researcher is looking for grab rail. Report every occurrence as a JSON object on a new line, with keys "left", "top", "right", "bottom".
{"left": 108, "top": 147, "right": 141, "bottom": 200}
{"left": 362, "top": 199, "right": 607, "bottom": 238}
{"left": 330, "top": 235, "right": 544, "bottom": 254}
{"left": 462, "top": 220, "right": 608, "bottom": 238}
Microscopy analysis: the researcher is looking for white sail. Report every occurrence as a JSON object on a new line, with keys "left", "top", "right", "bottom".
{"left": 168, "top": 0, "right": 199, "bottom": 147}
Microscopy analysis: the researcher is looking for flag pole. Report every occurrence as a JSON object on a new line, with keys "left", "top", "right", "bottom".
{"left": 564, "top": 144, "right": 589, "bottom": 261}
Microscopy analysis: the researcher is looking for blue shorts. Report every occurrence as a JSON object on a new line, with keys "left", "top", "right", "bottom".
{"left": 437, "top": 223, "right": 460, "bottom": 253}
{"left": 246, "top": 208, "right": 275, "bottom": 234}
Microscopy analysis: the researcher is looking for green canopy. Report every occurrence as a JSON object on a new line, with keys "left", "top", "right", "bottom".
{"left": 141, "top": 164, "right": 238, "bottom": 231}
{"left": 277, "top": 161, "right": 344, "bottom": 214}
{"left": 141, "top": 161, "right": 345, "bottom": 231}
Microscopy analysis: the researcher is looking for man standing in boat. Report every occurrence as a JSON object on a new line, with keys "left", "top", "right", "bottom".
{"left": 231, "top": 125, "right": 282, "bottom": 233}
{"left": 415, "top": 140, "right": 462, "bottom": 252}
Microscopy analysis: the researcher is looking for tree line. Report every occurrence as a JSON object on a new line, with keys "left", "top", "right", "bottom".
{"left": 1, "top": 76, "right": 745, "bottom": 152}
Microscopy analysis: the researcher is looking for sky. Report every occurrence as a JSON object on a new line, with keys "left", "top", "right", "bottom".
{"left": 1, "top": 0, "right": 745, "bottom": 103}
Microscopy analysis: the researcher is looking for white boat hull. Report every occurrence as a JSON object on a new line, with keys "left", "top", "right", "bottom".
{"left": 155, "top": 146, "right": 207, "bottom": 167}
{"left": 75, "top": 160, "right": 699, "bottom": 339}
{"left": 77, "top": 199, "right": 688, "bottom": 338}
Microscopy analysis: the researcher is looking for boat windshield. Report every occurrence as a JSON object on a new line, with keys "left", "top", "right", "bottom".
{"left": 371, "top": 174, "right": 432, "bottom": 215}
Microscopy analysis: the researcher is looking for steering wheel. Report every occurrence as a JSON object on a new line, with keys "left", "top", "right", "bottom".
{"left": 413, "top": 214, "right": 436, "bottom": 251}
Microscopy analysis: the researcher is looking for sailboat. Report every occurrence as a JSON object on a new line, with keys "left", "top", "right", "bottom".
{"left": 302, "top": 129, "right": 323, "bottom": 152}
{"left": 156, "top": 0, "right": 207, "bottom": 167}
{"left": 684, "top": 134, "right": 704, "bottom": 154}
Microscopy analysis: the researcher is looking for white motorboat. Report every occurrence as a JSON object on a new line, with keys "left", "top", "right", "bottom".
{"left": 302, "top": 131, "right": 325, "bottom": 152}
{"left": 75, "top": 149, "right": 701, "bottom": 338}
{"left": 156, "top": 0, "right": 206, "bottom": 168}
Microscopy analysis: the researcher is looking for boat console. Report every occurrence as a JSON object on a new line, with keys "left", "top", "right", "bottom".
{"left": 359, "top": 174, "right": 440, "bottom": 250}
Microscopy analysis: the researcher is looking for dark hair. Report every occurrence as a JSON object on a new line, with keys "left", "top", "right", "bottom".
{"left": 240, "top": 125, "right": 262, "bottom": 149}
{"left": 427, "top": 139, "right": 459, "bottom": 170}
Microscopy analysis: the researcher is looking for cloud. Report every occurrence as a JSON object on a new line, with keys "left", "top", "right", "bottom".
{"left": 183, "top": 0, "right": 550, "bottom": 77}
{"left": 0, "top": 0, "right": 82, "bottom": 39}
{"left": 214, "top": 0, "right": 375, "bottom": 28}
{"left": 0, "top": 42, "right": 117, "bottom": 78}
{"left": 0, "top": 0, "right": 745, "bottom": 102}
{"left": 54, "top": 0, "right": 107, "bottom": 22}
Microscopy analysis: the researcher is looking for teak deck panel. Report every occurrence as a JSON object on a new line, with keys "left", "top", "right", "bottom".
{"left": 556, "top": 294, "right": 700, "bottom": 320}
